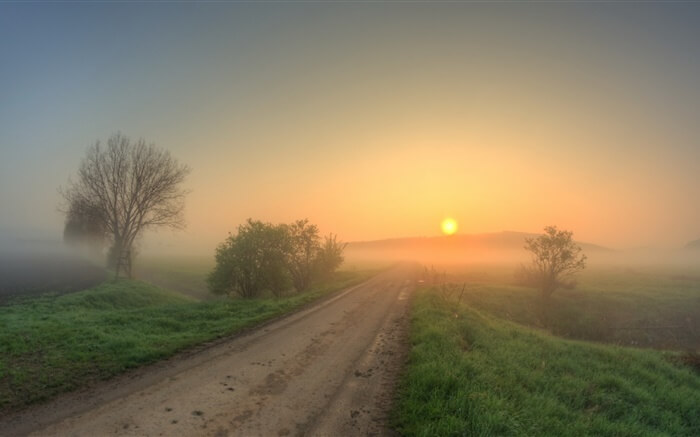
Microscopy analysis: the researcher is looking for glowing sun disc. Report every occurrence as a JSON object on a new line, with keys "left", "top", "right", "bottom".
{"left": 441, "top": 218, "right": 458, "bottom": 235}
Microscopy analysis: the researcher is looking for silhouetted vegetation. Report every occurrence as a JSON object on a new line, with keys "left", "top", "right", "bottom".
{"left": 208, "top": 219, "right": 346, "bottom": 298}
{"left": 517, "top": 226, "right": 587, "bottom": 299}
{"left": 61, "top": 133, "right": 190, "bottom": 278}
{"left": 314, "top": 233, "right": 346, "bottom": 281}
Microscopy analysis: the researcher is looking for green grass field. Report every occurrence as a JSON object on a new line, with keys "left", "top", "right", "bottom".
{"left": 133, "top": 255, "right": 216, "bottom": 301}
{"left": 0, "top": 269, "right": 373, "bottom": 413}
{"left": 394, "top": 287, "right": 700, "bottom": 436}
{"left": 431, "top": 264, "right": 700, "bottom": 350}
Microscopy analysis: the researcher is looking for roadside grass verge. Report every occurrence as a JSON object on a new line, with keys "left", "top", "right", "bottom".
{"left": 0, "top": 270, "right": 373, "bottom": 413}
{"left": 394, "top": 288, "right": 700, "bottom": 436}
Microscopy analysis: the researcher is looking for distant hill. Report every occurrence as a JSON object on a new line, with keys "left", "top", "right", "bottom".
{"left": 345, "top": 231, "right": 611, "bottom": 263}
{"left": 685, "top": 239, "right": 700, "bottom": 250}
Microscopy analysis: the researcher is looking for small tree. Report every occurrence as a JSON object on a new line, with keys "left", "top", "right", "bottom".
{"left": 208, "top": 219, "right": 291, "bottom": 298}
{"left": 315, "top": 233, "right": 347, "bottom": 279}
{"left": 62, "top": 133, "right": 190, "bottom": 278}
{"left": 285, "top": 219, "right": 321, "bottom": 292}
{"left": 521, "top": 226, "right": 587, "bottom": 299}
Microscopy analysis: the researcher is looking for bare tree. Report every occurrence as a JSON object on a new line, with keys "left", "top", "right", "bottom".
{"left": 62, "top": 133, "right": 190, "bottom": 278}
{"left": 520, "top": 226, "right": 587, "bottom": 299}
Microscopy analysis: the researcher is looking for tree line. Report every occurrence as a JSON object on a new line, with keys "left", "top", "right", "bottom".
{"left": 61, "top": 133, "right": 584, "bottom": 301}
{"left": 207, "top": 219, "right": 346, "bottom": 298}
{"left": 61, "top": 134, "right": 347, "bottom": 296}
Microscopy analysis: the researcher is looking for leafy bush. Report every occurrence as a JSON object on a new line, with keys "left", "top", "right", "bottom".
{"left": 208, "top": 219, "right": 290, "bottom": 298}
{"left": 208, "top": 219, "right": 347, "bottom": 297}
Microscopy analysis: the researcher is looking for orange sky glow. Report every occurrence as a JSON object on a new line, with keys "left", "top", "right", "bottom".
{"left": 1, "top": 4, "right": 699, "bottom": 254}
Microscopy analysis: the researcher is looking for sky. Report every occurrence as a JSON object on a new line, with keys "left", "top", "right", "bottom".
{"left": 1, "top": 2, "right": 699, "bottom": 254}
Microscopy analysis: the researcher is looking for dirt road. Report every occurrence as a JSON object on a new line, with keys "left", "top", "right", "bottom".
{"left": 3, "top": 264, "right": 417, "bottom": 436}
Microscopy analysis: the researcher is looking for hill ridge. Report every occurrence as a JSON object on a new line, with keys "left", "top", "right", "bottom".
{"left": 348, "top": 231, "right": 612, "bottom": 252}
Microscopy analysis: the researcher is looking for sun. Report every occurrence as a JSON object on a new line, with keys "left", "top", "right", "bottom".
{"left": 441, "top": 218, "right": 458, "bottom": 235}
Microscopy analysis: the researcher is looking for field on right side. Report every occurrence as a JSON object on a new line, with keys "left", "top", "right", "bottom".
{"left": 394, "top": 264, "right": 700, "bottom": 436}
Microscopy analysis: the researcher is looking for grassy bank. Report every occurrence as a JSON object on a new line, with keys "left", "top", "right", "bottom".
{"left": 0, "top": 270, "right": 372, "bottom": 413}
{"left": 435, "top": 265, "right": 700, "bottom": 350}
{"left": 394, "top": 288, "right": 700, "bottom": 436}
{"left": 134, "top": 255, "right": 215, "bottom": 301}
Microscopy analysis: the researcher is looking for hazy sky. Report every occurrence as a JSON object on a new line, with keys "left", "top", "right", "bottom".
{"left": 1, "top": 2, "right": 699, "bottom": 253}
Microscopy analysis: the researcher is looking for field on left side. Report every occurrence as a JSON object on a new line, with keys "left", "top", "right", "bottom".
{"left": 0, "top": 255, "right": 374, "bottom": 415}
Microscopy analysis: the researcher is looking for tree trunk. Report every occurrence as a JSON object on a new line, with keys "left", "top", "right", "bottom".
{"left": 110, "top": 239, "right": 133, "bottom": 280}
{"left": 109, "top": 241, "right": 123, "bottom": 280}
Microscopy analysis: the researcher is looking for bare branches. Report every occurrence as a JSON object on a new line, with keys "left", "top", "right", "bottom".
{"left": 62, "top": 133, "right": 190, "bottom": 278}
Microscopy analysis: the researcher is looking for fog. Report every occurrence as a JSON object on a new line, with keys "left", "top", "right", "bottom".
{"left": 1, "top": 229, "right": 698, "bottom": 299}
{"left": 343, "top": 233, "right": 700, "bottom": 268}
{"left": 0, "top": 2, "right": 698, "bottom": 296}
{"left": 0, "top": 235, "right": 106, "bottom": 302}
{"left": 2, "top": 3, "right": 700, "bottom": 256}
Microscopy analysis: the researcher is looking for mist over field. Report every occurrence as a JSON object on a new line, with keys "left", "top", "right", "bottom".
{"left": 1, "top": 2, "right": 699, "bottom": 436}
{"left": 0, "top": 235, "right": 106, "bottom": 302}
{"left": 344, "top": 232, "right": 700, "bottom": 266}
{"left": 2, "top": 229, "right": 698, "bottom": 305}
